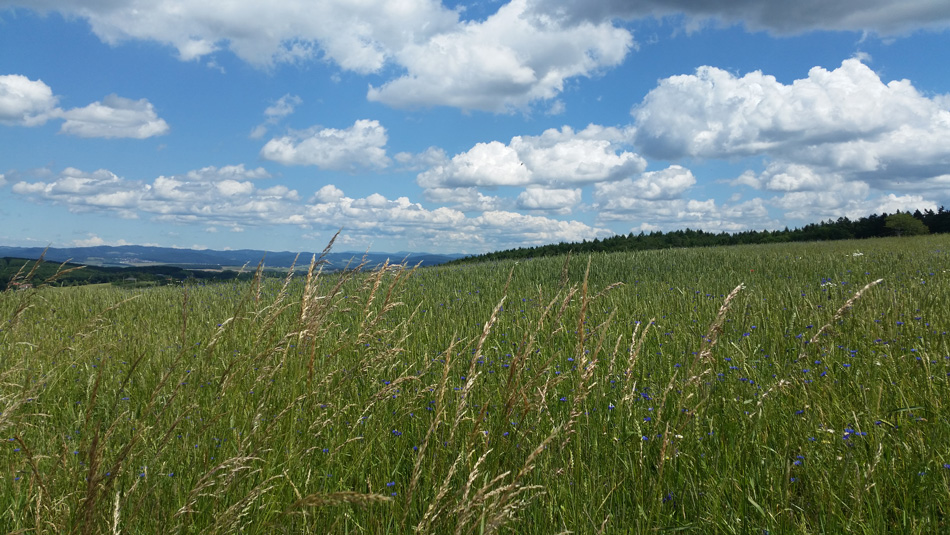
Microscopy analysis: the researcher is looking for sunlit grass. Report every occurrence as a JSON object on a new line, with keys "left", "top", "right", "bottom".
{"left": 1, "top": 235, "right": 948, "bottom": 533}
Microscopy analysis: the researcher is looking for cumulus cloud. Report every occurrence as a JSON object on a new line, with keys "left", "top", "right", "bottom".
{"left": 467, "top": 210, "right": 611, "bottom": 246}
{"left": 418, "top": 141, "right": 531, "bottom": 188}
{"left": 10, "top": 0, "right": 636, "bottom": 112}
{"left": 11, "top": 167, "right": 143, "bottom": 217}
{"left": 598, "top": 195, "right": 774, "bottom": 233}
{"left": 535, "top": 0, "right": 950, "bottom": 35}
{"left": 15, "top": 0, "right": 459, "bottom": 71}
{"left": 634, "top": 59, "right": 950, "bottom": 192}
{"left": 422, "top": 187, "right": 508, "bottom": 212}
{"left": 368, "top": 0, "right": 634, "bottom": 111}
{"left": 11, "top": 165, "right": 299, "bottom": 225}
{"left": 11, "top": 1, "right": 948, "bottom": 115}
{"left": 0, "top": 74, "right": 58, "bottom": 126}
{"left": 302, "top": 195, "right": 608, "bottom": 251}
{"left": 517, "top": 187, "right": 581, "bottom": 213}
{"left": 1, "top": 75, "right": 170, "bottom": 139}
{"left": 9, "top": 163, "right": 607, "bottom": 252}
{"left": 636, "top": 59, "right": 928, "bottom": 158}
{"left": 732, "top": 162, "right": 845, "bottom": 192}
{"left": 770, "top": 182, "right": 936, "bottom": 223}
{"left": 313, "top": 184, "right": 345, "bottom": 203}
{"left": 418, "top": 124, "right": 644, "bottom": 190}
{"left": 182, "top": 164, "right": 271, "bottom": 182}
{"left": 589, "top": 164, "right": 778, "bottom": 232}
{"left": 57, "top": 94, "right": 170, "bottom": 138}
{"left": 260, "top": 119, "right": 390, "bottom": 170}
{"left": 595, "top": 165, "right": 696, "bottom": 202}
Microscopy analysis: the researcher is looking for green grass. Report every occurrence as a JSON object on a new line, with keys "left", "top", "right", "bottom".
{"left": 2, "top": 236, "right": 949, "bottom": 534}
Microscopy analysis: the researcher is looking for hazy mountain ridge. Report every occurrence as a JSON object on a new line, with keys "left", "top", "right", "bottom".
{"left": 0, "top": 245, "right": 463, "bottom": 270}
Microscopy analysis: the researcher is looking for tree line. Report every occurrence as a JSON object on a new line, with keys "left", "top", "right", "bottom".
{"left": 450, "top": 207, "right": 950, "bottom": 265}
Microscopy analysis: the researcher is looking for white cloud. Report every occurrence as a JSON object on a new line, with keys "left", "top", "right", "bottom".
{"left": 536, "top": 0, "right": 950, "bottom": 35}
{"left": 0, "top": 74, "right": 58, "bottom": 126}
{"left": 598, "top": 195, "right": 774, "bottom": 233}
{"left": 11, "top": 165, "right": 299, "bottom": 225}
{"left": 183, "top": 164, "right": 271, "bottom": 181}
{"left": 770, "top": 183, "right": 936, "bottom": 222}
{"left": 251, "top": 94, "right": 302, "bottom": 139}
{"left": 215, "top": 180, "right": 255, "bottom": 197}
{"left": 394, "top": 146, "right": 448, "bottom": 171}
{"left": 589, "top": 164, "right": 779, "bottom": 232}
{"left": 264, "top": 94, "right": 302, "bottom": 120}
{"left": 731, "top": 162, "right": 842, "bottom": 192}
{"left": 313, "top": 184, "right": 345, "bottom": 203}
{"left": 635, "top": 59, "right": 928, "bottom": 158}
{"left": 301, "top": 191, "right": 609, "bottom": 251}
{"left": 17, "top": 0, "right": 460, "bottom": 71}
{"left": 368, "top": 0, "right": 633, "bottom": 111}
{"left": 11, "top": 163, "right": 615, "bottom": 252}
{"left": 304, "top": 191, "right": 466, "bottom": 233}
{"left": 517, "top": 187, "right": 581, "bottom": 213}
{"left": 418, "top": 124, "right": 644, "bottom": 190}
{"left": 418, "top": 141, "right": 531, "bottom": 188}
{"left": 595, "top": 165, "right": 696, "bottom": 202}
{"left": 511, "top": 124, "right": 644, "bottom": 185}
{"left": 10, "top": 0, "right": 636, "bottom": 113}
{"left": 12, "top": 0, "right": 948, "bottom": 118}
{"left": 71, "top": 234, "right": 132, "bottom": 247}
{"left": 57, "top": 94, "right": 170, "bottom": 139}
{"left": 468, "top": 210, "right": 611, "bottom": 245}
{"left": 260, "top": 119, "right": 390, "bottom": 170}
{"left": 1, "top": 75, "right": 170, "bottom": 138}
{"left": 634, "top": 59, "right": 950, "bottom": 192}
{"left": 12, "top": 167, "right": 143, "bottom": 217}
{"left": 422, "top": 187, "right": 508, "bottom": 212}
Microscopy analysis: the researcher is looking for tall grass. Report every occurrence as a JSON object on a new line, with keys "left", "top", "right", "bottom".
{"left": 1, "top": 235, "right": 949, "bottom": 533}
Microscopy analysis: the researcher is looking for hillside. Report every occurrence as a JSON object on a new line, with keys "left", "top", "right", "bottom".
{"left": 450, "top": 208, "right": 950, "bottom": 264}
{"left": 0, "top": 245, "right": 462, "bottom": 270}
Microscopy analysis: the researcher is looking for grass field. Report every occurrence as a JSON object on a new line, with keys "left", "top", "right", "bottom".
{"left": 2, "top": 235, "right": 949, "bottom": 534}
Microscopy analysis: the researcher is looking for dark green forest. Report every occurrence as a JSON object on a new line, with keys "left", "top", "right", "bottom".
{"left": 450, "top": 208, "right": 950, "bottom": 264}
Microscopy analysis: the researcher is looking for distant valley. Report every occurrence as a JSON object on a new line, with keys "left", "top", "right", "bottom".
{"left": 0, "top": 244, "right": 464, "bottom": 271}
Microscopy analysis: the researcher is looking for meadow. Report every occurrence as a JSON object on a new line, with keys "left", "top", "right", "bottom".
{"left": 1, "top": 235, "right": 948, "bottom": 534}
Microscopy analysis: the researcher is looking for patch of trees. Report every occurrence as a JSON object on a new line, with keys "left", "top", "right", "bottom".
{"left": 450, "top": 207, "right": 950, "bottom": 265}
{"left": 0, "top": 258, "right": 262, "bottom": 290}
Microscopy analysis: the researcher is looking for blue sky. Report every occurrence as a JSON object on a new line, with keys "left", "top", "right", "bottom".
{"left": 2, "top": 1, "right": 949, "bottom": 254}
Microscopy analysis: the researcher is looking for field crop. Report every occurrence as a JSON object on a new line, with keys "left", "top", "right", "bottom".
{"left": 1, "top": 235, "right": 949, "bottom": 533}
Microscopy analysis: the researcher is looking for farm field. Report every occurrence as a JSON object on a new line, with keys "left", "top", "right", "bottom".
{"left": 2, "top": 235, "right": 949, "bottom": 534}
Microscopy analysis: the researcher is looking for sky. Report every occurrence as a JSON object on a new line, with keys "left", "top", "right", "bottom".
{"left": 1, "top": 1, "right": 949, "bottom": 254}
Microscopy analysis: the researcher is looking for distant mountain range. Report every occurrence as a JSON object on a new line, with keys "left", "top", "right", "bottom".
{"left": 0, "top": 245, "right": 465, "bottom": 270}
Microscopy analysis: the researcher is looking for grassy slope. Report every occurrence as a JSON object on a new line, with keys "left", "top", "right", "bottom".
{"left": 1, "top": 236, "right": 948, "bottom": 533}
